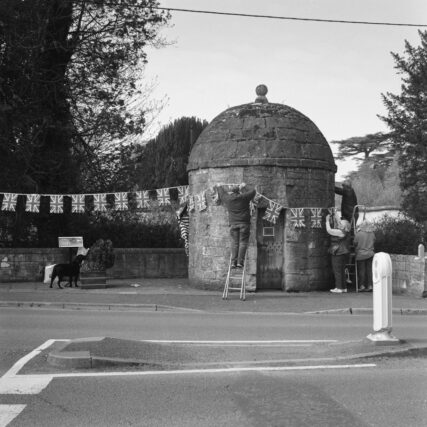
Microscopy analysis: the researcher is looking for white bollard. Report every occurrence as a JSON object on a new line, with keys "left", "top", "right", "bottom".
{"left": 366, "top": 252, "right": 400, "bottom": 344}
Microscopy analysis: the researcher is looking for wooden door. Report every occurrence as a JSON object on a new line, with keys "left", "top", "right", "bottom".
{"left": 256, "top": 208, "right": 284, "bottom": 290}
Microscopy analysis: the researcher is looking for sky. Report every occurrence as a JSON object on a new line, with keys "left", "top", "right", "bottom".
{"left": 143, "top": 0, "right": 427, "bottom": 178}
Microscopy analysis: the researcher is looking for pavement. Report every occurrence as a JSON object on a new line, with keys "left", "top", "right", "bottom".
{"left": 0, "top": 277, "right": 426, "bottom": 314}
{"left": 2, "top": 278, "right": 427, "bottom": 371}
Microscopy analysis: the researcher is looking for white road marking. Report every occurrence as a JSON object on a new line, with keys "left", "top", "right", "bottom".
{"left": 0, "top": 339, "right": 67, "bottom": 395}
{"left": 0, "top": 376, "right": 53, "bottom": 395}
{"left": 11, "top": 363, "right": 375, "bottom": 380}
{"left": 2, "top": 339, "right": 68, "bottom": 378}
{"left": 144, "top": 339, "right": 338, "bottom": 344}
{"left": 0, "top": 405, "right": 26, "bottom": 427}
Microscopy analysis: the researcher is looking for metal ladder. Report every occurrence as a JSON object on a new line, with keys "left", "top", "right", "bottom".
{"left": 222, "top": 252, "right": 247, "bottom": 301}
{"left": 345, "top": 204, "right": 367, "bottom": 292}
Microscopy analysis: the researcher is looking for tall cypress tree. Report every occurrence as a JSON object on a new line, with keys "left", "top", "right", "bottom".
{"left": 380, "top": 31, "right": 427, "bottom": 223}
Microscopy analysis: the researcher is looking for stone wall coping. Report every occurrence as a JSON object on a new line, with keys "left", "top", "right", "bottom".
{"left": 0, "top": 248, "right": 185, "bottom": 254}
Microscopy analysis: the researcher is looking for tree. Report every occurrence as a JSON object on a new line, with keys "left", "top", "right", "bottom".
{"left": 331, "top": 132, "right": 392, "bottom": 161}
{"left": 0, "top": 0, "right": 169, "bottom": 194}
{"left": 347, "top": 158, "right": 402, "bottom": 207}
{"left": 134, "top": 116, "right": 208, "bottom": 189}
{"left": 380, "top": 30, "right": 427, "bottom": 223}
{"left": 0, "top": 0, "right": 169, "bottom": 246}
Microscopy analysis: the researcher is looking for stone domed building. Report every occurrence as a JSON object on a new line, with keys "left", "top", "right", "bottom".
{"left": 187, "top": 85, "right": 337, "bottom": 291}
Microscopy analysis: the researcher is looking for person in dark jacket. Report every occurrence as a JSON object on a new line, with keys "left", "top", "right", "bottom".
{"left": 335, "top": 180, "right": 358, "bottom": 226}
{"left": 215, "top": 183, "right": 256, "bottom": 268}
{"left": 354, "top": 221, "right": 375, "bottom": 292}
{"left": 326, "top": 211, "right": 351, "bottom": 293}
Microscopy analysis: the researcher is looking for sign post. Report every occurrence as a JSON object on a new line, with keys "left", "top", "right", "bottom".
{"left": 367, "top": 252, "right": 400, "bottom": 344}
{"left": 58, "top": 236, "right": 84, "bottom": 263}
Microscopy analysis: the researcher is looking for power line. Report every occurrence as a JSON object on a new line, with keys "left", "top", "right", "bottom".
{"left": 153, "top": 6, "right": 427, "bottom": 28}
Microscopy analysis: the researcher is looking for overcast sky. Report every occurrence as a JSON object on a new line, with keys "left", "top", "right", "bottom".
{"left": 144, "top": 0, "right": 427, "bottom": 178}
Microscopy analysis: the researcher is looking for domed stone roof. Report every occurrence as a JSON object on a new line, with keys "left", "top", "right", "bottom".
{"left": 187, "top": 86, "right": 336, "bottom": 172}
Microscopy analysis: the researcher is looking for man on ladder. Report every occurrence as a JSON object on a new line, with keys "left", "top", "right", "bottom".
{"left": 335, "top": 179, "right": 358, "bottom": 230}
{"left": 215, "top": 183, "right": 256, "bottom": 269}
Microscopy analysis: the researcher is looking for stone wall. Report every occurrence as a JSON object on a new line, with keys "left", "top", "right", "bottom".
{"left": 389, "top": 248, "right": 427, "bottom": 297}
{"left": 0, "top": 248, "right": 187, "bottom": 283}
{"left": 188, "top": 165, "right": 334, "bottom": 291}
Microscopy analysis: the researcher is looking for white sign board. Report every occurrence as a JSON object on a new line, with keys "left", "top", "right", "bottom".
{"left": 58, "top": 236, "right": 83, "bottom": 248}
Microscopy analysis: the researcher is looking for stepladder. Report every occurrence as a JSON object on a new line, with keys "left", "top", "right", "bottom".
{"left": 222, "top": 252, "right": 247, "bottom": 301}
{"left": 345, "top": 204, "right": 367, "bottom": 292}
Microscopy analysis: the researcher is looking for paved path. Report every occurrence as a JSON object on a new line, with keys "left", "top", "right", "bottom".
{"left": 1, "top": 278, "right": 426, "bottom": 314}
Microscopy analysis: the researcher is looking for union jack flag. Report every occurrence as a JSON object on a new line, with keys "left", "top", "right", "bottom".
{"left": 290, "top": 208, "right": 306, "bottom": 228}
{"left": 25, "top": 194, "right": 40, "bottom": 213}
{"left": 263, "top": 201, "right": 282, "bottom": 224}
{"left": 93, "top": 194, "right": 107, "bottom": 212}
{"left": 253, "top": 191, "right": 263, "bottom": 205}
{"left": 71, "top": 194, "right": 85, "bottom": 213}
{"left": 177, "top": 186, "right": 189, "bottom": 204}
{"left": 157, "top": 188, "right": 170, "bottom": 206}
{"left": 196, "top": 192, "right": 207, "bottom": 211}
{"left": 50, "top": 195, "right": 63, "bottom": 213}
{"left": 311, "top": 208, "right": 322, "bottom": 228}
{"left": 135, "top": 191, "right": 150, "bottom": 209}
{"left": 188, "top": 195, "right": 195, "bottom": 212}
{"left": 1, "top": 193, "right": 18, "bottom": 211}
{"left": 114, "top": 192, "right": 128, "bottom": 211}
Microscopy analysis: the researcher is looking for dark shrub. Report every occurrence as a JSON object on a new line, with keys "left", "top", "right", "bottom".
{"left": 373, "top": 215, "right": 426, "bottom": 255}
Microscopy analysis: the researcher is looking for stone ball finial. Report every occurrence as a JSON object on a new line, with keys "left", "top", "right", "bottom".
{"left": 255, "top": 84, "right": 268, "bottom": 103}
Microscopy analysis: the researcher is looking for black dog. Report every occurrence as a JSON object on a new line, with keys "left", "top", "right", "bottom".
{"left": 50, "top": 255, "right": 85, "bottom": 289}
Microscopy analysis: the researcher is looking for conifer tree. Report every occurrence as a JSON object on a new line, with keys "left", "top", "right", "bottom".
{"left": 380, "top": 30, "right": 427, "bottom": 223}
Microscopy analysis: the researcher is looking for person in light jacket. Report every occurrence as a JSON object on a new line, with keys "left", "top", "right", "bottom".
{"left": 326, "top": 211, "right": 351, "bottom": 293}
{"left": 354, "top": 221, "right": 375, "bottom": 292}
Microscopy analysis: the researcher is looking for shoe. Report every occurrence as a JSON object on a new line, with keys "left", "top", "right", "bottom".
{"left": 236, "top": 263, "right": 244, "bottom": 269}
{"left": 359, "top": 286, "right": 366, "bottom": 292}
{"left": 231, "top": 263, "right": 237, "bottom": 269}
{"left": 330, "top": 288, "right": 347, "bottom": 293}
{"left": 366, "top": 286, "right": 373, "bottom": 292}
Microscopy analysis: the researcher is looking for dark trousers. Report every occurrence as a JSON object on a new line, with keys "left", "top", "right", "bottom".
{"left": 357, "top": 257, "right": 373, "bottom": 288}
{"left": 230, "top": 223, "right": 250, "bottom": 265}
{"left": 331, "top": 254, "right": 349, "bottom": 289}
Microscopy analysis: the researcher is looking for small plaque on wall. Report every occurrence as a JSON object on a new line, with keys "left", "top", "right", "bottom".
{"left": 263, "top": 227, "right": 274, "bottom": 237}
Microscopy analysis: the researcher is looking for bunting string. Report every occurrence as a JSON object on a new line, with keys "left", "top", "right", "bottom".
{"left": 0, "top": 185, "right": 334, "bottom": 228}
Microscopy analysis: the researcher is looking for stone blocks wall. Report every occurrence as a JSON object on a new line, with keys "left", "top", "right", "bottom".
{"left": 390, "top": 253, "right": 426, "bottom": 297}
{"left": 188, "top": 165, "right": 334, "bottom": 291}
{"left": 0, "top": 248, "right": 187, "bottom": 283}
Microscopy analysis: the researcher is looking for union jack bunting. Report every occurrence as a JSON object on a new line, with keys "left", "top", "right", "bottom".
{"left": 188, "top": 195, "right": 195, "bottom": 212}
{"left": 114, "top": 192, "right": 128, "bottom": 211}
{"left": 1, "top": 193, "right": 18, "bottom": 211}
{"left": 263, "top": 201, "right": 282, "bottom": 224}
{"left": 196, "top": 192, "right": 207, "bottom": 212}
{"left": 177, "top": 186, "right": 189, "bottom": 204}
{"left": 135, "top": 191, "right": 150, "bottom": 209}
{"left": 50, "top": 195, "right": 63, "bottom": 214}
{"left": 156, "top": 188, "right": 170, "bottom": 206}
{"left": 311, "top": 208, "right": 323, "bottom": 228}
{"left": 71, "top": 194, "right": 85, "bottom": 213}
{"left": 249, "top": 201, "right": 256, "bottom": 216}
{"left": 290, "top": 208, "right": 306, "bottom": 228}
{"left": 93, "top": 194, "right": 107, "bottom": 212}
{"left": 25, "top": 194, "right": 40, "bottom": 213}
{"left": 253, "top": 191, "right": 263, "bottom": 205}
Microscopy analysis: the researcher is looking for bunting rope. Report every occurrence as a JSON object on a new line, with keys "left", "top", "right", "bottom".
{"left": 0, "top": 184, "right": 335, "bottom": 228}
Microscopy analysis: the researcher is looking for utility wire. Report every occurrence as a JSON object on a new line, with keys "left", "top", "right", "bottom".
{"left": 153, "top": 6, "right": 427, "bottom": 28}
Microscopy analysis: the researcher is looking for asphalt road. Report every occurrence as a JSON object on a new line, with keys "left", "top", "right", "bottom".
{"left": 1, "top": 307, "right": 426, "bottom": 426}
